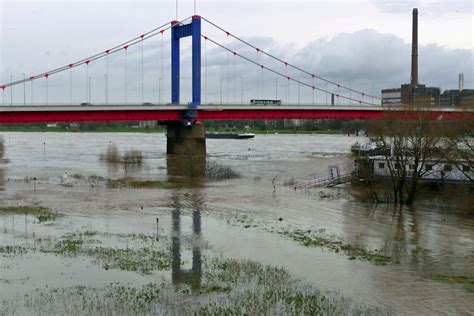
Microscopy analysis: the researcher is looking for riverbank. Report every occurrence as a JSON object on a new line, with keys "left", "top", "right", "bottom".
{"left": 0, "top": 125, "right": 344, "bottom": 135}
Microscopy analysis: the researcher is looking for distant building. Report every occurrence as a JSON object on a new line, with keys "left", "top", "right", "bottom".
{"left": 139, "top": 121, "right": 157, "bottom": 128}
{"left": 440, "top": 89, "right": 474, "bottom": 107}
{"left": 383, "top": 85, "right": 441, "bottom": 106}
{"left": 407, "top": 85, "right": 440, "bottom": 106}
{"left": 381, "top": 88, "right": 401, "bottom": 105}
{"left": 380, "top": 9, "right": 471, "bottom": 107}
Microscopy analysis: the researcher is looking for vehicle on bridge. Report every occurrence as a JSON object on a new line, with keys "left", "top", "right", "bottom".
{"left": 250, "top": 99, "right": 282, "bottom": 105}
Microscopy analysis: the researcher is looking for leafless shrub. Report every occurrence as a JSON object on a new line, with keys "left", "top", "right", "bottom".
{"left": 363, "top": 103, "right": 452, "bottom": 205}
{"left": 100, "top": 144, "right": 143, "bottom": 166}
{"left": 100, "top": 144, "right": 121, "bottom": 164}
{"left": 123, "top": 149, "right": 143, "bottom": 165}
{"left": 205, "top": 161, "right": 240, "bottom": 179}
{"left": 0, "top": 136, "right": 4, "bottom": 160}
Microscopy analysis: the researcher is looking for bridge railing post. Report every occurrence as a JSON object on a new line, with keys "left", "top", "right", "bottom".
{"left": 171, "top": 20, "right": 180, "bottom": 104}
{"left": 192, "top": 16, "right": 201, "bottom": 106}
{"left": 171, "top": 16, "right": 202, "bottom": 113}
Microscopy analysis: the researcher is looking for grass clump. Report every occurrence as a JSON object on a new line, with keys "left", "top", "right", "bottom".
{"left": 106, "top": 178, "right": 177, "bottom": 189}
{"left": 430, "top": 274, "right": 474, "bottom": 292}
{"left": 0, "top": 206, "right": 62, "bottom": 223}
{"left": 205, "top": 161, "right": 240, "bottom": 179}
{"left": 40, "top": 233, "right": 171, "bottom": 275}
{"left": 86, "top": 247, "right": 171, "bottom": 274}
{"left": 36, "top": 212, "right": 62, "bottom": 223}
{"left": 0, "top": 245, "right": 29, "bottom": 256}
{"left": 100, "top": 144, "right": 121, "bottom": 164}
{"left": 100, "top": 144, "right": 143, "bottom": 166}
{"left": 51, "top": 239, "right": 84, "bottom": 254}
{"left": 123, "top": 149, "right": 143, "bottom": 165}
{"left": 0, "top": 206, "right": 49, "bottom": 215}
{"left": 281, "top": 229, "right": 391, "bottom": 265}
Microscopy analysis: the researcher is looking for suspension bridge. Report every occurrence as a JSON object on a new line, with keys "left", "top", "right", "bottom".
{"left": 0, "top": 15, "right": 471, "bottom": 154}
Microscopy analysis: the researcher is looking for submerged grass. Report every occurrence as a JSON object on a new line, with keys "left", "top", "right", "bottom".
{"left": 2, "top": 257, "right": 386, "bottom": 315}
{"left": 106, "top": 178, "right": 178, "bottom": 189}
{"left": 205, "top": 161, "right": 240, "bottom": 179}
{"left": 38, "top": 232, "right": 172, "bottom": 275}
{"left": 86, "top": 247, "right": 171, "bottom": 274}
{"left": 0, "top": 245, "right": 29, "bottom": 256}
{"left": 430, "top": 274, "right": 474, "bottom": 292}
{"left": 0, "top": 136, "right": 4, "bottom": 160}
{"left": 280, "top": 229, "right": 391, "bottom": 265}
{"left": 0, "top": 206, "right": 62, "bottom": 223}
{"left": 100, "top": 144, "right": 144, "bottom": 166}
{"left": 0, "top": 224, "right": 386, "bottom": 314}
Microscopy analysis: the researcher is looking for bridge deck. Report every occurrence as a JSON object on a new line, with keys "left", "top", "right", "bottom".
{"left": 0, "top": 104, "right": 470, "bottom": 124}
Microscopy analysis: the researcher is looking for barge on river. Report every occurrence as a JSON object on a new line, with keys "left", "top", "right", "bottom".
{"left": 355, "top": 155, "right": 472, "bottom": 184}
{"left": 206, "top": 132, "right": 255, "bottom": 139}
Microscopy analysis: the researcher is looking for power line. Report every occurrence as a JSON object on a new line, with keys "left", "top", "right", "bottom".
{"left": 202, "top": 17, "right": 383, "bottom": 103}
{"left": 203, "top": 35, "right": 374, "bottom": 106}
{"left": 2, "top": 17, "right": 192, "bottom": 89}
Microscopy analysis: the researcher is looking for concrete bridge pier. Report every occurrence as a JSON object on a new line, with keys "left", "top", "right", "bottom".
{"left": 166, "top": 122, "right": 206, "bottom": 178}
{"left": 166, "top": 122, "right": 206, "bottom": 156}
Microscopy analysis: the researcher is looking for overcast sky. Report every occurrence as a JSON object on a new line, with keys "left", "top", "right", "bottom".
{"left": 1, "top": 0, "right": 473, "bottom": 105}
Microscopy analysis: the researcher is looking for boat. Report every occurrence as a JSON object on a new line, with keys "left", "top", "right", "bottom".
{"left": 206, "top": 132, "right": 255, "bottom": 139}
{"left": 362, "top": 156, "right": 472, "bottom": 184}
{"left": 351, "top": 142, "right": 390, "bottom": 156}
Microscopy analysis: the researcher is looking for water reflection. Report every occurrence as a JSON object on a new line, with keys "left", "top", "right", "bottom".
{"left": 167, "top": 155, "right": 206, "bottom": 179}
{"left": 99, "top": 143, "right": 145, "bottom": 178}
{"left": 170, "top": 194, "right": 202, "bottom": 291}
{"left": 1, "top": 213, "right": 34, "bottom": 238}
{"left": 0, "top": 168, "right": 5, "bottom": 191}
{"left": 342, "top": 202, "right": 474, "bottom": 276}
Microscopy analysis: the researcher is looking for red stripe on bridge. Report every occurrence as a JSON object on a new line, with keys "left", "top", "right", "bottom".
{"left": 0, "top": 109, "right": 182, "bottom": 124}
{"left": 0, "top": 108, "right": 470, "bottom": 124}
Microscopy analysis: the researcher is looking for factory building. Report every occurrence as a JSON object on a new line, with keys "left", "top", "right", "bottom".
{"left": 381, "top": 9, "right": 473, "bottom": 107}
{"left": 440, "top": 89, "right": 474, "bottom": 107}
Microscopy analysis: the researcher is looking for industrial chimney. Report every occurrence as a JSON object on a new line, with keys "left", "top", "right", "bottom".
{"left": 459, "top": 73, "right": 464, "bottom": 91}
{"left": 410, "top": 8, "right": 418, "bottom": 86}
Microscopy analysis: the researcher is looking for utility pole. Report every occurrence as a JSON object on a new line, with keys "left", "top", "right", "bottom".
{"left": 325, "top": 83, "right": 328, "bottom": 105}
{"left": 275, "top": 80, "right": 278, "bottom": 100}
{"left": 241, "top": 77, "right": 244, "bottom": 104}
{"left": 220, "top": 78, "right": 223, "bottom": 105}
{"left": 104, "top": 74, "right": 108, "bottom": 105}
{"left": 297, "top": 80, "right": 300, "bottom": 105}
{"left": 23, "top": 73, "right": 26, "bottom": 106}
{"left": 10, "top": 75, "right": 13, "bottom": 105}
{"left": 371, "top": 84, "right": 374, "bottom": 104}
{"left": 159, "top": 77, "right": 162, "bottom": 104}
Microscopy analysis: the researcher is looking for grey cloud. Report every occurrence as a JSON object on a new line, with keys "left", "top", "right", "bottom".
{"left": 372, "top": 0, "right": 473, "bottom": 16}
{"left": 3, "top": 28, "right": 473, "bottom": 105}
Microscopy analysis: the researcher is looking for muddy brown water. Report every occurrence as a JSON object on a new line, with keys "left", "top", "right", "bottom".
{"left": 0, "top": 132, "right": 473, "bottom": 314}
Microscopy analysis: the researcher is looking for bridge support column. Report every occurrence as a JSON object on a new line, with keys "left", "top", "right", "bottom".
{"left": 166, "top": 122, "right": 206, "bottom": 156}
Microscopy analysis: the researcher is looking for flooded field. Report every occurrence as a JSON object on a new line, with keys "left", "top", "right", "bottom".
{"left": 1, "top": 132, "right": 473, "bottom": 314}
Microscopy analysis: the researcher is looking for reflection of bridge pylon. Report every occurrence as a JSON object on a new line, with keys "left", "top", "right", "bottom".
{"left": 0, "top": 168, "right": 4, "bottom": 191}
{"left": 170, "top": 194, "right": 202, "bottom": 291}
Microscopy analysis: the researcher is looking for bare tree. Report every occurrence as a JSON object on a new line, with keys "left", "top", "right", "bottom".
{"left": 365, "top": 104, "right": 450, "bottom": 205}
{"left": 0, "top": 136, "right": 4, "bottom": 161}
{"left": 444, "top": 105, "right": 474, "bottom": 182}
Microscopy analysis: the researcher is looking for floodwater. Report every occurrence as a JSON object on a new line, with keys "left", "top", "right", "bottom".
{"left": 0, "top": 132, "right": 473, "bottom": 314}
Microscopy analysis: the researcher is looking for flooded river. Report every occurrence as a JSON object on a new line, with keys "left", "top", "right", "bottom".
{"left": 1, "top": 132, "right": 473, "bottom": 314}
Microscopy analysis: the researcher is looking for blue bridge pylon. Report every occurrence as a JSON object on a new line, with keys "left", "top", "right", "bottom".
{"left": 171, "top": 15, "right": 201, "bottom": 125}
